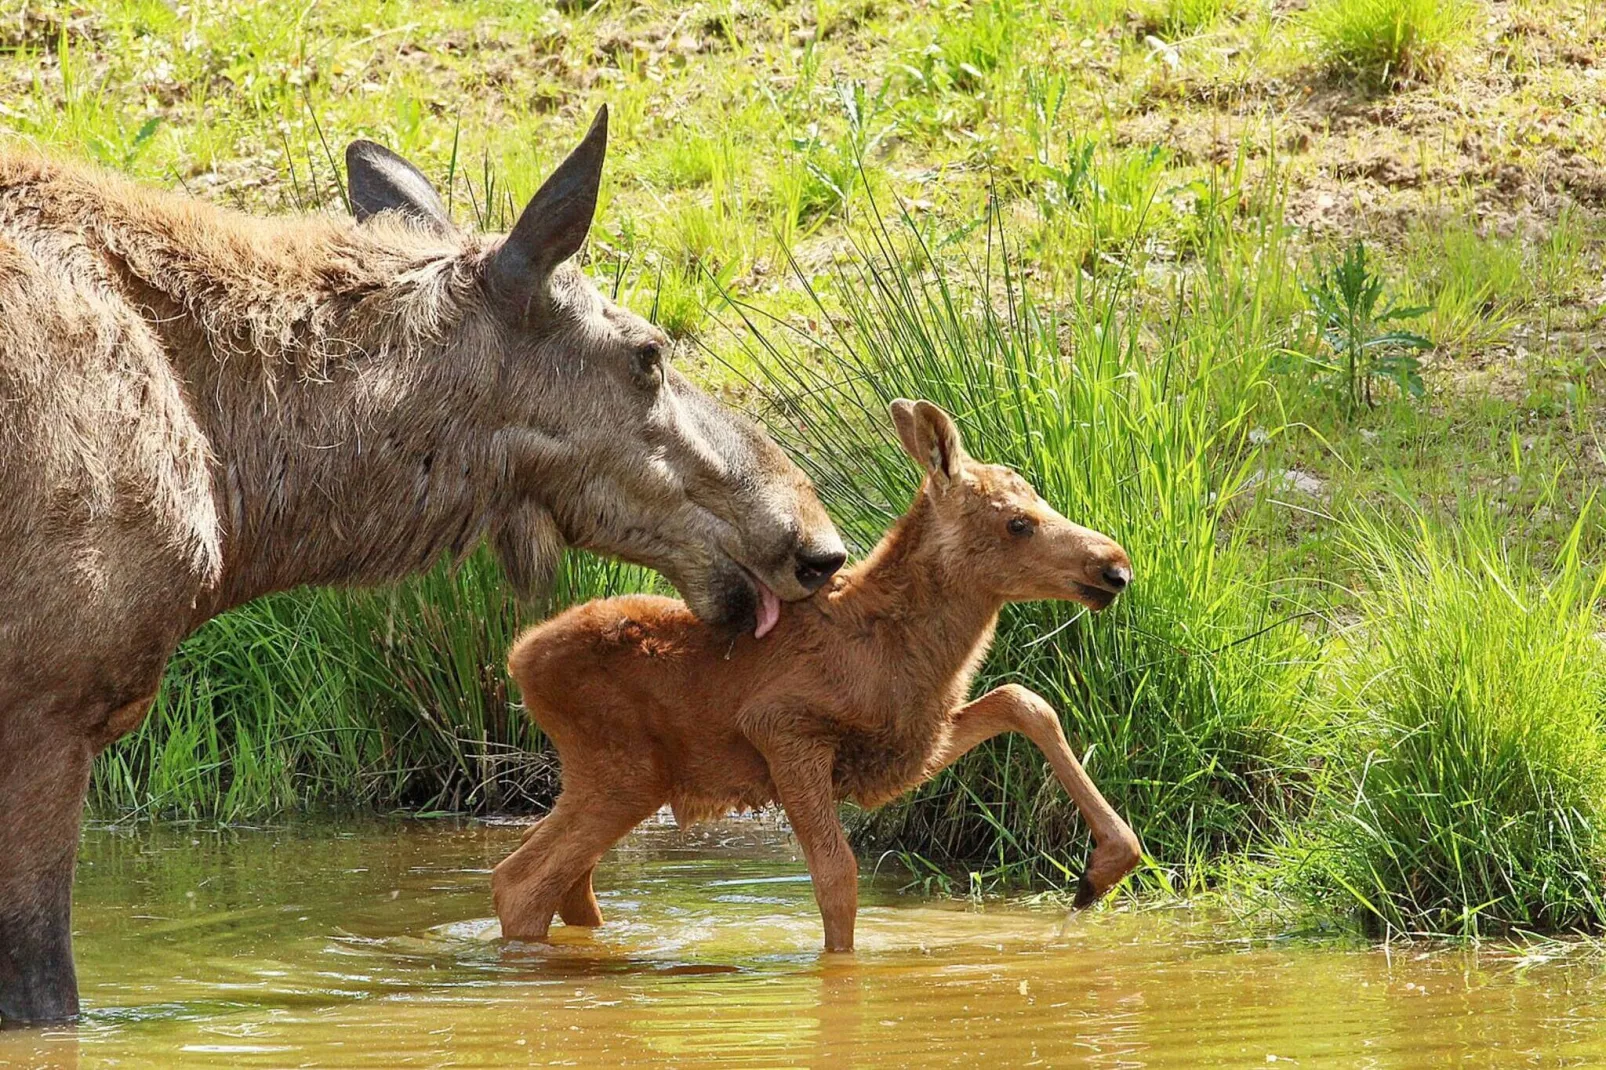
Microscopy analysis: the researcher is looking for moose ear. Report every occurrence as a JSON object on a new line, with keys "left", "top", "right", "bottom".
{"left": 889, "top": 398, "right": 965, "bottom": 482}
{"left": 488, "top": 105, "right": 608, "bottom": 307}
{"left": 345, "top": 140, "right": 454, "bottom": 236}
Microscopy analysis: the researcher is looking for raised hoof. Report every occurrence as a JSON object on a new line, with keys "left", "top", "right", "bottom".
{"left": 1073, "top": 871, "right": 1099, "bottom": 909}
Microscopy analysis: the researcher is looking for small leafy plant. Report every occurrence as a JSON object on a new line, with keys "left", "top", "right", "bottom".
{"left": 1297, "top": 241, "right": 1432, "bottom": 415}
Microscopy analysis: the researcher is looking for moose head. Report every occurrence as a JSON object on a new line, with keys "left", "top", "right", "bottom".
{"left": 345, "top": 108, "right": 845, "bottom": 634}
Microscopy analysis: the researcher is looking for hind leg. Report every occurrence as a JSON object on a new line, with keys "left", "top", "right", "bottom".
{"left": 515, "top": 816, "right": 608, "bottom": 924}
{"left": 517, "top": 815, "right": 602, "bottom": 922}
{"left": 558, "top": 868, "right": 603, "bottom": 928}
{"left": 512, "top": 805, "right": 601, "bottom": 925}
{"left": 492, "top": 790, "right": 657, "bottom": 940}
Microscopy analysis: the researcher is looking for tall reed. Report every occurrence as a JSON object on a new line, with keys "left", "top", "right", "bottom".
{"left": 726, "top": 200, "right": 1322, "bottom": 886}
{"left": 92, "top": 552, "right": 656, "bottom": 820}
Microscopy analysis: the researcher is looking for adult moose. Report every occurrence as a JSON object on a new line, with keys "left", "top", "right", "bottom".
{"left": 0, "top": 106, "right": 845, "bottom": 1024}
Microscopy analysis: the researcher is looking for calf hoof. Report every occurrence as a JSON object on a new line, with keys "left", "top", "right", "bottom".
{"left": 558, "top": 903, "right": 604, "bottom": 928}
{"left": 497, "top": 912, "right": 555, "bottom": 943}
{"left": 1074, "top": 832, "right": 1143, "bottom": 909}
{"left": 492, "top": 884, "right": 556, "bottom": 942}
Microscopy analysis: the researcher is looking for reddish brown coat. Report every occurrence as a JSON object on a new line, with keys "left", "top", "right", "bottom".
{"left": 497, "top": 400, "right": 1143, "bottom": 950}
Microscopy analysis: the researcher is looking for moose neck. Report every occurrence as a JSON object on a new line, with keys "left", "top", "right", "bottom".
{"left": 838, "top": 487, "right": 1004, "bottom": 690}
{"left": 99, "top": 202, "right": 514, "bottom": 617}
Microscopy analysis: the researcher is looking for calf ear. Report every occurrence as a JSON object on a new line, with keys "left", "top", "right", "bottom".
{"left": 889, "top": 399, "right": 965, "bottom": 482}
{"left": 345, "top": 141, "right": 454, "bottom": 236}
{"left": 488, "top": 105, "right": 608, "bottom": 310}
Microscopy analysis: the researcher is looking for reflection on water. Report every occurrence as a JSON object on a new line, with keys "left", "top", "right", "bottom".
{"left": 4, "top": 816, "right": 1606, "bottom": 1067}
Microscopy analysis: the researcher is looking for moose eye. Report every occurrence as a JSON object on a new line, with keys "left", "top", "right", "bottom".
{"left": 634, "top": 341, "right": 666, "bottom": 387}
{"left": 1007, "top": 515, "right": 1035, "bottom": 537}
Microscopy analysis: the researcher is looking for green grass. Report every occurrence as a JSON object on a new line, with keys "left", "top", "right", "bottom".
{"left": 1138, "top": 0, "right": 1245, "bottom": 38}
{"left": 1398, "top": 220, "right": 1528, "bottom": 357}
{"left": 1304, "top": 0, "right": 1476, "bottom": 87}
{"left": 1273, "top": 510, "right": 1606, "bottom": 936}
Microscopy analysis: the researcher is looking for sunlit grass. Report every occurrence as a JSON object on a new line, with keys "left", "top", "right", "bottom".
{"left": 1303, "top": 0, "right": 1476, "bottom": 88}
{"left": 1275, "top": 508, "right": 1606, "bottom": 936}
{"left": 721, "top": 196, "right": 1323, "bottom": 889}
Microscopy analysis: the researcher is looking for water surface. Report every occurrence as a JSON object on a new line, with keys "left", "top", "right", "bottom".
{"left": 4, "top": 817, "right": 1605, "bottom": 1067}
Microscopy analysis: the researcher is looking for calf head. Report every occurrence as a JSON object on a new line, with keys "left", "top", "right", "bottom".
{"left": 346, "top": 108, "right": 844, "bottom": 632}
{"left": 889, "top": 399, "right": 1131, "bottom": 610}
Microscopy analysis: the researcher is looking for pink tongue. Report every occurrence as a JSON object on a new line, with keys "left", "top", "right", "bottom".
{"left": 753, "top": 580, "right": 781, "bottom": 639}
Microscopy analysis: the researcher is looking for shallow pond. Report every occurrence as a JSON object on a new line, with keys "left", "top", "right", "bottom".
{"left": 4, "top": 817, "right": 1606, "bottom": 1068}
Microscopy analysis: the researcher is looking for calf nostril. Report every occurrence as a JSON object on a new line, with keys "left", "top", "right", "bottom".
{"left": 1102, "top": 564, "right": 1132, "bottom": 591}
{"left": 796, "top": 549, "right": 847, "bottom": 592}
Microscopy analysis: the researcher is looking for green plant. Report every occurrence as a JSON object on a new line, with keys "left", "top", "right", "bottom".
{"left": 1538, "top": 204, "right": 1591, "bottom": 301}
{"left": 1141, "top": 0, "right": 1242, "bottom": 37}
{"left": 770, "top": 79, "right": 891, "bottom": 240}
{"left": 921, "top": 0, "right": 1020, "bottom": 93}
{"left": 1290, "top": 509, "right": 1606, "bottom": 936}
{"left": 1296, "top": 241, "right": 1431, "bottom": 415}
{"left": 1304, "top": 0, "right": 1474, "bottom": 88}
{"left": 1398, "top": 222, "right": 1526, "bottom": 356}
{"left": 726, "top": 200, "right": 1321, "bottom": 888}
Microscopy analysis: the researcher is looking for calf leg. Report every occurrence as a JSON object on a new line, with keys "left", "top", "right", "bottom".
{"left": 0, "top": 712, "right": 93, "bottom": 1025}
{"left": 515, "top": 818, "right": 602, "bottom": 925}
{"left": 765, "top": 746, "right": 856, "bottom": 952}
{"left": 558, "top": 869, "right": 603, "bottom": 928}
{"left": 923, "top": 685, "right": 1141, "bottom": 907}
{"left": 492, "top": 791, "right": 655, "bottom": 941}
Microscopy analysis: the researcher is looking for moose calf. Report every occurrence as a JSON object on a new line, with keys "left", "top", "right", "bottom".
{"left": 496, "top": 400, "right": 1142, "bottom": 950}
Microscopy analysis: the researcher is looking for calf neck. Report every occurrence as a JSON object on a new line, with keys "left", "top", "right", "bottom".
{"left": 498, "top": 399, "right": 1141, "bottom": 950}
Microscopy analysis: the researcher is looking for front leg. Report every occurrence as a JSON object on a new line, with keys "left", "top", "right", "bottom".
{"left": 924, "top": 685, "right": 1141, "bottom": 907}
{"left": 761, "top": 741, "right": 856, "bottom": 952}
{"left": 0, "top": 708, "right": 96, "bottom": 1024}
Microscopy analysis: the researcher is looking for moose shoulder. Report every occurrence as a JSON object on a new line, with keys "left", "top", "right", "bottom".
{"left": 0, "top": 106, "right": 843, "bottom": 1025}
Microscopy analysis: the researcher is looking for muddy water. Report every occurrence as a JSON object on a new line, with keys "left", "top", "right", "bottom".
{"left": 4, "top": 819, "right": 1606, "bottom": 1068}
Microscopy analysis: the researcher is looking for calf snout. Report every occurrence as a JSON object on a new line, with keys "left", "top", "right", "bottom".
{"left": 1091, "top": 546, "right": 1133, "bottom": 593}
{"left": 1101, "top": 561, "right": 1132, "bottom": 591}
{"left": 795, "top": 546, "right": 847, "bottom": 592}
{"left": 1079, "top": 539, "right": 1132, "bottom": 602}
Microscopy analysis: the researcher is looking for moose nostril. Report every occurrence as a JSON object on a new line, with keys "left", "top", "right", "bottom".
{"left": 795, "top": 549, "right": 847, "bottom": 592}
{"left": 1102, "top": 564, "right": 1132, "bottom": 591}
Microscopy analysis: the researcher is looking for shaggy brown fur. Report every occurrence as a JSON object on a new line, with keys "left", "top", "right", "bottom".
{"left": 0, "top": 108, "right": 844, "bottom": 1023}
{"left": 497, "top": 400, "right": 1142, "bottom": 951}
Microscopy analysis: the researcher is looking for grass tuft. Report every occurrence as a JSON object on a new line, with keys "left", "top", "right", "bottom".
{"left": 1284, "top": 509, "right": 1606, "bottom": 936}
{"left": 1304, "top": 0, "right": 1475, "bottom": 88}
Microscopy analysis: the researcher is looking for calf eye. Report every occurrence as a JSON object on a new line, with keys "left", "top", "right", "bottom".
{"left": 1007, "top": 515, "right": 1035, "bottom": 537}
